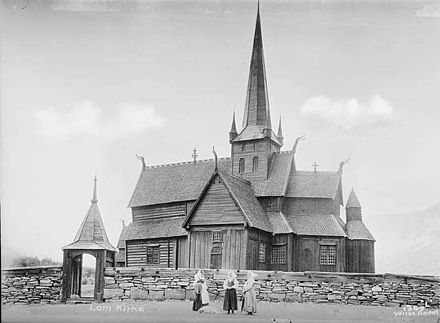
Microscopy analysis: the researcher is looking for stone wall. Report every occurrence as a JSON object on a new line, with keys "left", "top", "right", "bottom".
{"left": 1, "top": 266, "right": 63, "bottom": 305}
{"left": 104, "top": 268, "right": 440, "bottom": 308}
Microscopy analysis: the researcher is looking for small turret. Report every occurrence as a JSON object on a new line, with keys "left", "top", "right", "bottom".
{"left": 277, "top": 115, "right": 284, "bottom": 146}
{"left": 229, "top": 111, "right": 238, "bottom": 143}
{"left": 346, "top": 188, "right": 362, "bottom": 221}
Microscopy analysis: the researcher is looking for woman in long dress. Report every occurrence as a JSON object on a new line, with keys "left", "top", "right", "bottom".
{"left": 223, "top": 270, "right": 238, "bottom": 314}
{"left": 192, "top": 270, "right": 203, "bottom": 311}
{"left": 242, "top": 271, "right": 257, "bottom": 315}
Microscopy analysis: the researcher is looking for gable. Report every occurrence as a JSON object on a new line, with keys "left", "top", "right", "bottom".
{"left": 188, "top": 174, "right": 246, "bottom": 226}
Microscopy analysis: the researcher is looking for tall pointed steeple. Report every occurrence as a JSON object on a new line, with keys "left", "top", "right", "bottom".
{"left": 229, "top": 110, "right": 238, "bottom": 142}
{"left": 242, "top": 3, "right": 271, "bottom": 130}
{"left": 62, "top": 176, "right": 117, "bottom": 251}
{"left": 277, "top": 115, "right": 284, "bottom": 145}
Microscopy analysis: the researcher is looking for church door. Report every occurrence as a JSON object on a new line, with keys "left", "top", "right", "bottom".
{"left": 210, "top": 245, "right": 222, "bottom": 269}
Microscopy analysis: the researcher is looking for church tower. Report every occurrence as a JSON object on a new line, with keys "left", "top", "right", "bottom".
{"left": 230, "top": 4, "right": 283, "bottom": 180}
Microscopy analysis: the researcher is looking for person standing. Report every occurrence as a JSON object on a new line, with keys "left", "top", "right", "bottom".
{"left": 242, "top": 271, "right": 257, "bottom": 315}
{"left": 192, "top": 270, "right": 203, "bottom": 311}
{"left": 223, "top": 270, "right": 238, "bottom": 314}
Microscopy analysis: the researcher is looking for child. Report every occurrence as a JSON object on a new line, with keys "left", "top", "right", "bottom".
{"left": 223, "top": 270, "right": 238, "bottom": 314}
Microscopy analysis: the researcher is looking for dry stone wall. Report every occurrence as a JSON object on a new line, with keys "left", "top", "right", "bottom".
{"left": 104, "top": 268, "right": 440, "bottom": 308}
{"left": 1, "top": 266, "right": 63, "bottom": 305}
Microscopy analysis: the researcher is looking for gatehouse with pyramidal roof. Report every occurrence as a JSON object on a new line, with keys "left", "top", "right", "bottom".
{"left": 117, "top": 4, "right": 375, "bottom": 273}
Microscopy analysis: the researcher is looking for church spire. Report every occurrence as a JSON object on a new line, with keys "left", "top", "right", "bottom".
{"left": 242, "top": 3, "right": 271, "bottom": 130}
{"left": 277, "top": 115, "right": 284, "bottom": 144}
{"left": 229, "top": 110, "right": 238, "bottom": 142}
{"left": 91, "top": 175, "right": 98, "bottom": 204}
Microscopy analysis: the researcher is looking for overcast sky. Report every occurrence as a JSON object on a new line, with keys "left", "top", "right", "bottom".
{"left": 1, "top": 0, "right": 440, "bottom": 270}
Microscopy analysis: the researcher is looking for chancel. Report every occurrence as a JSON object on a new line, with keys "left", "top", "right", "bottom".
{"left": 117, "top": 5, "right": 375, "bottom": 273}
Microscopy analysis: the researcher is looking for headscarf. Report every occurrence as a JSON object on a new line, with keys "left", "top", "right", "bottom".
{"left": 194, "top": 269, "right": 202, "bottom": 284}
{"left": 227, "top": 270, "right": 236, "bottom": 281}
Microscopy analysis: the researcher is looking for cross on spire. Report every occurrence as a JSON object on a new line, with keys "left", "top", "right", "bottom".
{"left": 312, "top": 162, "right": 319, "bottom": 172}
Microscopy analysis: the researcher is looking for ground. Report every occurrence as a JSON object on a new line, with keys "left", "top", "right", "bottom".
{"left": 2, "top": 300, "right": 439, "bottom": 323}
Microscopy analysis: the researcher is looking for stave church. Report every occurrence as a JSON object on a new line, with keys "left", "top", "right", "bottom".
{"left": 116, "top": 6, "right": 375, "bottom": 273}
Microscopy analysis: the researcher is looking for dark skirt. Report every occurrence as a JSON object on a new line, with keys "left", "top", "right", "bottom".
{"left": 192, "top": 293, "right": 202, "bottom": 311}
{"left": 223, "top": 289, "right": 238, "bottom": 311}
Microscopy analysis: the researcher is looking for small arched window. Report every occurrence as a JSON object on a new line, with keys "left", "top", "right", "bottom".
{"left": 239, "top": 158, "right": 245, "bottom": 174}
{"left": 252, "top": 156, "right": 258, "bottom": 173}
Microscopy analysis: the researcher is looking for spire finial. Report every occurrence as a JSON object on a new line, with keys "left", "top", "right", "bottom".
{"left": 292, "top": 135, "right": 305, "bottom": 154}
{"left": 277, "top": 114, "right": 283, "bottom": 139}
{"left": 136, "top": 154, "right": 146, "bottom": 170}
{"left": 312, "top": 162, "right": 319, "bottom": 172}
{"left": 192, "top": 147, "right": 198, "bottom": 164}
{"left": 212, "top": 146, "right": 218, "bottom": 171}
{"left": 338, "top": 159, "right": 350, "bottom": 174}
{"left": 91, "top": 175, "right": 98, "bottom": 204}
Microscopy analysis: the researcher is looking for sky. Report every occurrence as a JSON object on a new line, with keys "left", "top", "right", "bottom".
{"left": 1, "top": 0, "right": 440, "bottom": 270}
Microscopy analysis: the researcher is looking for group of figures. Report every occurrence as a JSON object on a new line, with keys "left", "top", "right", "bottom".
{"left": 192, "top": 270, "right": 258, "bottom": 315}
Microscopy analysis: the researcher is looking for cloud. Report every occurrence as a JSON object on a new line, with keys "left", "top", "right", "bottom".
{"left": 416, "top": 3, "right": 440, "bottom": 18}
{"left": 35, "top": 101, "right": 166, "bottom": 140}
{"left": 300, "top": 95, "right": 395, "bottom": 131}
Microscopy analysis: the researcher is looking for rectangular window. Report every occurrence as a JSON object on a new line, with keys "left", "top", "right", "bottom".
{"left": 259, "top": 243, "right": 266, "bottom": 263}
{"left": 320, "top": 245, "right": 336, "bottom": 265}
{"left": 271, "top": 244, "right": 286, "bottom": 264}
{"left": 146, "top": 245, "right": 160, "bottom": 264}
{"left": 212, "top": 231, "right": 222, "bottom": 242}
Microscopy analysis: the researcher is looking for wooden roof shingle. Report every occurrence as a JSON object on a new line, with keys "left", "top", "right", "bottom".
{"left": 267, "top": 212, "right": 293, "bottom": 234}
{"left": 124, "top": 217, "right": 188, "bottom": 241}
{"left": 346, "top": 220, "right": 375, "bottom": 241}
{"left": 285, "top": 171, "right": 342, "bottom": 199}
{"left": 63, "top": 178, "right": 117, "bottom": 251}
{"left": 287, "top": 214, "right": 347, "bottom": 237}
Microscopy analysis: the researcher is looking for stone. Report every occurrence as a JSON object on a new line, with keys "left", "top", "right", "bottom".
{"left": 328, "top": 294, "right": 342, "bottom": 300}
{"left": 120, "top": 283, "right": 134, "bottom": 289}
{"left": 149, "top": 290, "right": 164, "bottom": 301}
{"left": 130, "top": 287, "right": 149, "bottom": 300}
{"left": 293, "top": 286, "right": 304, "bottom": 293}
{"left": 165, "top": 288, "right": 186, "bottom": 300}
{"left": 103, "top": 288, "right": 123, "bottom": 299}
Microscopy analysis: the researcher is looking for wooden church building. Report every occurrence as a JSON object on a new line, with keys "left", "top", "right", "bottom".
{"left": 118, "top": 6, "right": 375, "bottom": 273}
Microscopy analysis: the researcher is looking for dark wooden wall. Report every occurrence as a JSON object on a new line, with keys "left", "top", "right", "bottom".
{"left": 294, "top": 236, "right": 346, "bottom": 272}
{"left": 270, "top": 234, "right": 293, "bottom": 272}
{"left": 231, "top": 139, "right": 279, "bottom": 180}
{"left": 283, "top": 197, "right": 340, "bottom": 217}
{"left": 126, "top": 238, "right": 177, "bottom": 268}
{"left": 189, "top": 175, "right": 245, "bottom": 226}
{"left": 346, "top": 240, "right": 375, "bottom": 273}
{"left": 246, "top": 228, "right": 272, "bottom": 270}
{"left": 177, "top": 237, "right": 189, "bottom": 268}
{"left": 132, "top": 202, "right": 187, "bottom": 223}
{"left": 189, "top": 225, "right": 245, "bottom": 270}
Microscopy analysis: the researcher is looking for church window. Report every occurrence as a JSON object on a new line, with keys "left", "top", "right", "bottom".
{"left": 212, "top": 231, "right": 222, "bottom": 242}
{"left": 146, "top": 245, "right": 160, "bottom": 264}
{"left": 252, "top": 156, "right": 258, "bottom": 173}
{"left": 239, "top": 158, "right": 245, "bottom": 174}
{"left": 253, "top": 142, "right": 256, "bottom": 150}
{"left": 271, "top": 244, "right": 286, "bottom": 264}
{"left": 259, "top": 243, "right": 266, "bottom": 263}
{"left": 319, "top": 245, "right": 336, "bottom": 265}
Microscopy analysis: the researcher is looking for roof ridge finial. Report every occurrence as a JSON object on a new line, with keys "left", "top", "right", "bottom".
{"left": 292, "top": 135, "right": 305, "bottom": 154}
{"left": 91, "top": 175, "right": 98, "bottom": 204}
{"left": 338, "top": 159, "right": 350, "bottom": 174}
{"left": 212, "top": 146, "right": 218, "bottom": 171}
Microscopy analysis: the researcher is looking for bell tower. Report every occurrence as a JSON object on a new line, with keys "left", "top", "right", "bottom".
{"left": 230, "top": 4, "right": 283, "bottom": 180}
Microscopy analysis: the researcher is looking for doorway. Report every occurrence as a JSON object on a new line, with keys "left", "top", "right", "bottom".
{"left": 210, "top": 244, "right": 222, "bottom": 269}
{"left": 81, "top": 254, "right": 96, "bottom": 298}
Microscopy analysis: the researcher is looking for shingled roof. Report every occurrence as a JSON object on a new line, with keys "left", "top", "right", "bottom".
{"left": 267, "top": 212, "right": 293, "bottom": 234}
{"left": 124, "top": 217, "right": 188, "bottom": 241}
{"left": 346, "top": 220, "right": 375, "bottom": 241}
{"left": 285, "top": 171, "right": 342, "bottom": 200}
{"left": 63, "top": 177, "right": 117, "bottom": 251}
{"left": 117, "top": 225, "right": 128, "bottom": 249}
{"left": 287, "top": 214, "right": 347, "bottom": 237}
